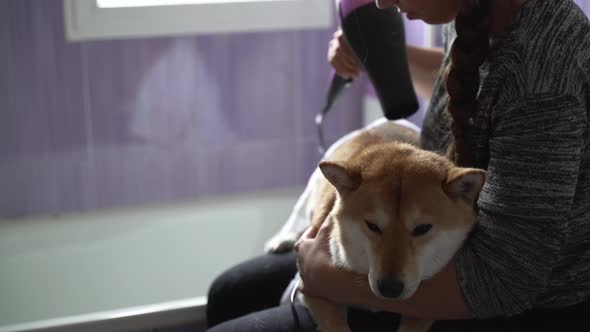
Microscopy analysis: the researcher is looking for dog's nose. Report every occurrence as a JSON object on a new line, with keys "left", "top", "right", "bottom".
{"left": 377, "top": 278, "right": 404, "bottom": 298}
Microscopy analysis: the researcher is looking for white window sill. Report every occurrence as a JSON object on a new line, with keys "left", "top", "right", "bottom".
{"left": 0, "top": 297, "right": 206, "bottom": 332}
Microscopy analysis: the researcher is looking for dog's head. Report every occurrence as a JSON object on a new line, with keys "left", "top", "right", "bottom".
{"left": 319, "top": 142, "right": 485, "bottom": 300}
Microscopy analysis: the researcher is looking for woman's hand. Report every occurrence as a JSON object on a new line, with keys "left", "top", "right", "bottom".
{"left": 328, "top": 29, "right": 363, "bottom": 80}
{"left": 294, "top": 217, "right": 339, "bottom": 298}
{"left": 294, "top": 217, "right": 472, "bottom": 320}
{"left": 294, "top": 219, "right": 379, "bottom": 307}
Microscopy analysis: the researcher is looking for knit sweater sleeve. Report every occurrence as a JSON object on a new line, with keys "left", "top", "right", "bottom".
{"left": 455, "top": 93, "right": 587, "bottom": 317}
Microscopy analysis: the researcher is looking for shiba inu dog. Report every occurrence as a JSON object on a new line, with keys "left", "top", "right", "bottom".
{"left": 265, "top": 119, "right": 422, "bottom": 255}
{"left": 268, "top": 120, "right": 485, "bottom": 332}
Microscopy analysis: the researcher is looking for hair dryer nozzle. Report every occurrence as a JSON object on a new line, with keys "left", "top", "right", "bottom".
{"left": 316, "top": 1, "right": 419, "bottom": 155}
{"left": 341, "top": 2, "right": 419, "bottom": 120}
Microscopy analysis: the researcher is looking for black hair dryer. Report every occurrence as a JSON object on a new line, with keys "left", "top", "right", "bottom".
{"left": 316, "top": 0, "right": 419, "bottom": 154}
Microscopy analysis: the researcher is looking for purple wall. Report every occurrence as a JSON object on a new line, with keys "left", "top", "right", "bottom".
{"left": 0, "top": 1, "right": 457, "bottom": 219}
{"left": 577, "top": 0, "right": 590, "bottom": 13}
{"left": 4, "top": 1, "right": 588, "bottom": 219}
{"left": 0, "top": 1, "right": 371, "bottom": 219}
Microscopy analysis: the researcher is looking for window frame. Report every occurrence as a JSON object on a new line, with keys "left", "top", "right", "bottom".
{"left": 63, "top": 0, "right": 333, "bottom": 41}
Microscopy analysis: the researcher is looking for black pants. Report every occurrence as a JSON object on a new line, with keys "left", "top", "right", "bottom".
{"left": 206, "top": 252, "right": 589, "bottom": 332}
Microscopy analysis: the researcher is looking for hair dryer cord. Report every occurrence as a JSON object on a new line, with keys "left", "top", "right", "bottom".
{"left": 316, "top": 75, "right": 353, "bottom": 154}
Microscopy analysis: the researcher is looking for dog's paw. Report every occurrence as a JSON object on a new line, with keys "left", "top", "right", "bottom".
{"left": 264, "top": 232, "right": 300, "bottom": 254}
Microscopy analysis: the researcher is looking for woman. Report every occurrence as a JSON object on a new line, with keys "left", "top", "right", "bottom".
{"left": 206, "top": 0, "right": 590, "bottom": 330}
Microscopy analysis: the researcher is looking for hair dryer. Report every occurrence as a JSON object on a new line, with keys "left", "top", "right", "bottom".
{"left": 316, "top": 0, "right": 419, "bottom": 154}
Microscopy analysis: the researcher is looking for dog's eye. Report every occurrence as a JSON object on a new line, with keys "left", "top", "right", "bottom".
{"left": 365, "top": 221, "right": 382, "bottom": 235}
{"left": 412, "top": 224, "right": 432, "bottom": 237}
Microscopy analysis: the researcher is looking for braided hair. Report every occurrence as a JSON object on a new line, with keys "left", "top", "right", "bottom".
{"left": 445, "top": 0, "right": 492, "bottom": 167}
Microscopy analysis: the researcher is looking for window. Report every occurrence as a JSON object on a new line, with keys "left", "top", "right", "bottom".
{"left": 64, "top": 0, "right": 332, "bottom": 41}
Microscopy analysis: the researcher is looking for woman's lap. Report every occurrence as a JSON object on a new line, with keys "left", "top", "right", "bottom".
{"left": 205, "top": 251, "right": 403, "bottom": 331}
{"left": 206, "top": 251, "right": 299, "bottom": 328}
{"left": 207, "top": 304, "right": 318, "bottom": 332}
{"left": 206, "top": 252, "right": 590, "bottom": 331}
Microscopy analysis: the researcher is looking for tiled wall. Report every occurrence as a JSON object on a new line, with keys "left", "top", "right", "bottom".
{"left": 0, "top": 1, "right": 371, "bottom": 219}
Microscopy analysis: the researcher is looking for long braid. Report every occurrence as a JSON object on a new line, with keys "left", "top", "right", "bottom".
{"left": 445, "top": 0, "right": 492, "bottom": 167}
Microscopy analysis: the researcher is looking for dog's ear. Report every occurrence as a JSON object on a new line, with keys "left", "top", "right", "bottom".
{"left": 443, "top": 167, "right": 486, "bottom": 202}
{"left": 319, "top": 161, "right": 361, "bottom": 192}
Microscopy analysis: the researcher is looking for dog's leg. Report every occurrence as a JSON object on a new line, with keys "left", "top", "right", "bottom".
{"left": 264, "top": 167, "right": 321, "bottom": 253}
{"left": 397, "top": 316, "right": 434, "bottom": 332}
{"left": 302, "top": 295, "right": 350, "bottom": 332}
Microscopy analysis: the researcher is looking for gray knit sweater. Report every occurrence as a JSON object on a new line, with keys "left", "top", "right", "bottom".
{"left": 420, "top": 0, "right": 590, "bottom": 318}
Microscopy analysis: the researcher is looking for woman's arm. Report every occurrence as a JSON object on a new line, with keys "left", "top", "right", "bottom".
{"left": 296, "top": 220, "right": 473, "bottom": 320}
{"left": 406, "top": 45, "right": 444, "bottom": 100}
{"left": 297, "top": 93, "right": 586, "bottom": 320}
{"left": 451, "top": 94, "right": 586, "bottom": 317}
